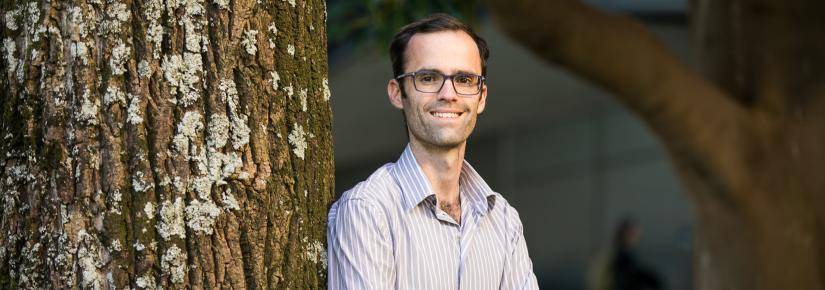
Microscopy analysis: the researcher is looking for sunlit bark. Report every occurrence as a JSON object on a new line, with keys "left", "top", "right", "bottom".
{"left": 0, "top": 0, "right": 333, "bottom": 288}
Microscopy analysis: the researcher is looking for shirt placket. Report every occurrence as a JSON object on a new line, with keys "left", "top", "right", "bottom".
{"left": 430, "top": 198, "right": 461, "bottom": 290}
{"left": 459, "top": 194, "right": 482, "bottom": 290}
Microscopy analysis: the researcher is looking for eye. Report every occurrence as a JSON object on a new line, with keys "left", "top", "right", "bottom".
{"left": 455, "top": 75, "right": 475, "bottom": 85}
{"left": 416, "top": 72, "right": 440, "bottom": 84}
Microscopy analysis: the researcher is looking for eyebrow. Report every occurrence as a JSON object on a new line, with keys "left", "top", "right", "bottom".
{"left": 418, "top": 67, "right": 480, "bottom": 75}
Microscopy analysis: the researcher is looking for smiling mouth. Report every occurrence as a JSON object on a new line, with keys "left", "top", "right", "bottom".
{"left": 430, "top": 111, "right": 463, "bottom": 119}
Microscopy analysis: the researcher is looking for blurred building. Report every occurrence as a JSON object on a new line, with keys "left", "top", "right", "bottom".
{"left": 330, "top": 2, "right": 694, "bottom": 289}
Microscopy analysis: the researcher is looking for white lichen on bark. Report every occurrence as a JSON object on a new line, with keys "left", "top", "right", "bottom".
{"left": 76, "top": 230, "right": 105, "bottom": 290}
{"left": 218, "top": 153, "right": 243, "bottom": 179}
{"left": 161, "top": 244, "right": 187, "bottom": 284}
{"left": 172, "top": 111, "right": 204, "bottom": 157}
{"left": 70, "top": 41, "right": 89, "bottom": 65}
{"left": 283, "top": 85, "right": 294, "bottom": 98}
{"left": 3, "top": 38, "right": 17, "bottom": 77}
{"left": 103, "top": 85, "right": 126, "bottom": 106}
{"left": 299, "top": 88, "right": 308, "bottom": 111}
{"left": 76, "top": 89, "right": 100, "bottom": 125}
{"left": 270, "top": 71, "right": 280, "bottom": 90}
{"left": 132, "top": 171, "right": 154, "bottom": 193}
{"left": 138, "top": 60, "right": 151, "bottom": 77}
{"left": 109, "top": 188, "right": 123, "bottom": 214}
{"left": 322, "top": 77, "right": 331, "bottom": 101}
{"left": 109, "top": 40, "right": 129, "bottom": 75}
{"left": 288, "top": 123, "right": 307, "bottom": 159}
{"left": 268, "top": 22, "right": 278, "bottom": 48}
{"left": 190, "top": 174, "right": 214, "bottom": 202}
{"left": 127, "top": 93, "right": 144, "bottom": 124}
{"left": 157, "top": 197, "right": 186, "bottom": 240}
{"left": 218, "top": 79, "right": 250, "bottom": 150}
{"left": 4, "top": 9, "right": 19, "bottom": 31}
{"left": 241, "top": 29, "right": 259, "bottom": 56}
{"left": 18, "top": 240, "right": 45, "bottom": 287}
{"left": 222, "top": 189, "right": 240, "bottom": 211}
{"left": 162, "top": 53, "right": 203, "bottom": 106}
{"left": 172, "top": 176, "right": 186, "bottom": 194}
{"left": 183, "top": 25, "right": 207, "bottom": 54}
{"left": 287, "top": 44, "right": 295, "bottom": 56}
{"left": 190, "top": 148, "right": 242, "bottom": 199}
{"left": 24, "top": 2, "right": 41, "bottom": 37}
{"left": 160, "top": 0, "right": 208, "bottom": 54}
{"left": 144, "top": 0, "right": 163, "bottom": 59}
{"left": 99, "top": 1, "right": 130, "bottom": 35}
{"left": 89, "top": 150, "right": 101, "bottom": 171}
{"left": 144, "top": 202, "right": 155, "bottom": 219}
{"left": 109, "top": 239, "right": 123, "bottom": 252}
{"left": 67, "top": 6, "right": 89, "bottom": 39}
{"left": 135, "top": 272, "right": 157, "bottom": 290}
{"left": 207, "top": 114, "right": 230, "bottom": 149}
{"left": 213, "top": 0, "right": 230, "bottom": 10}
{"left": 133, "top": 241, "right": 146, "bottom": 252}
{"left": 304, "top": 238, "right": 327, "bottom": 270}
{"left": 184, "top": 199, "right": 221, "bottom": 235}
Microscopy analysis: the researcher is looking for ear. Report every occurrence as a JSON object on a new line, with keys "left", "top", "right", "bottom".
{"left": 388, "top": 79, "right": 405, "bottom": 110}
{"left": 476, "top": 83, "right": 487, "bottom": 114}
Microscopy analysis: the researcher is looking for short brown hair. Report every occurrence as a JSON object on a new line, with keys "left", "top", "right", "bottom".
{"left": 389, "top": 13, "right": 490, "bottom": 78}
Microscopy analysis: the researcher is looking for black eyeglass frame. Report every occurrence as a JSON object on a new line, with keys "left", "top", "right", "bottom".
{"left": 395, "top": 70, "right": 487, "bottom": 96}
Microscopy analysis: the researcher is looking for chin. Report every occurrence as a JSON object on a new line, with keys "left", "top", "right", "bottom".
{"left": 409, "top": 125, "right": 473, "bottom": 149}
{"left": 425, "top": 135, "right": 469, "bottom": 148}
{"left": 431, "top": 140, "right": 465, "bottom": 149}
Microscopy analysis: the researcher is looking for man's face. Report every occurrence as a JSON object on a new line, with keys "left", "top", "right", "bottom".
{"left": 388, "top": 30, "right": 487, "bottom": 150}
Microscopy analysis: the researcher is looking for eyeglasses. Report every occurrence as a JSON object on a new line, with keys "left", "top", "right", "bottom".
{"left": 395, "top": 70, "right": 486, "bottom": 96}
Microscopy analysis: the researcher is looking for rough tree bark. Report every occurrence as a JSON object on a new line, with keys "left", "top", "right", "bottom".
{"left": 0, "top": 0, "right": 333, "bottom": 288}
{"left": 485, "top": 0, "right": 825, "bottom": 289}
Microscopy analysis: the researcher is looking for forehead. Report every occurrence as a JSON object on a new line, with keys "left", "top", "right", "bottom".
{"left": 404, "top": 30, "right": 482, "bottom": 74}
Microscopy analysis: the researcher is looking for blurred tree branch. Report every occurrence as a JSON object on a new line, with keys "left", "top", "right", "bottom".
{"left": 328, "top": 0, "right": 480, "bottom": 54}
{"left": 484, "top": 0, "right": 748, "bottom": 202}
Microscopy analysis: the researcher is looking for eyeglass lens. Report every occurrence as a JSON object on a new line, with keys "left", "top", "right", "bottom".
{"left": 413, "top": 71, "right": 481, "bottom": 95}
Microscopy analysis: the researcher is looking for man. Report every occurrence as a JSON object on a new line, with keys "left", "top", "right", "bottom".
{"left": 327, "top": 14, "right": 539, "bottom": 290}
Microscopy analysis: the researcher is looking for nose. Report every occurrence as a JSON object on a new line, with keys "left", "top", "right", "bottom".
{"left": 437, "top": 78, "right": 459, "bottom": 102}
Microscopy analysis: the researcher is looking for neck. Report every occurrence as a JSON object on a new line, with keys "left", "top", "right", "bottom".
{"left": 408, "top": 139, "right": 466, "bottom": 205}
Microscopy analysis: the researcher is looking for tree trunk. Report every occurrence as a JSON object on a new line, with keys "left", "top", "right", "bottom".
{"left": 0, "top": 0, "right": 333, "bottom": 288}
{"left": 691, "top": 1, "right": 825, "bottom": 289}
{"left": 485, "top": 0, "right": 825, "bottom": 289}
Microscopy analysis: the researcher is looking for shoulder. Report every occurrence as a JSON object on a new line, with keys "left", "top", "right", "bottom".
{"left": 337, "top": 164, "right": 399, "bottom": 203}
{"left": 329, "top": 164, "right": 400, "bottom": 220}
{"left": 488, "top": 192, "right": 526, "bottom": 235}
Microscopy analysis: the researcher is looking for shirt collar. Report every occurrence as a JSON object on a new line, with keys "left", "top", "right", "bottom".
{"left": 391, "top": 144, "right": 497, "bottom": 215}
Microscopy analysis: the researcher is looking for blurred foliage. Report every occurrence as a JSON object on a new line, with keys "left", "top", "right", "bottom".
{"left": 327, "top": 0, "right": 481, "bottom": 56}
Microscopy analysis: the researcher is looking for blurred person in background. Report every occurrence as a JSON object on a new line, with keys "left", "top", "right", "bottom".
{"left": 590, "top": 216, "right": 664, "bottom": 290}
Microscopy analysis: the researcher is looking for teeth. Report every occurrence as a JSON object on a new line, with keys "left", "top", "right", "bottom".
{"left": 433, "top": 112, "right": 460, "bottom": 118}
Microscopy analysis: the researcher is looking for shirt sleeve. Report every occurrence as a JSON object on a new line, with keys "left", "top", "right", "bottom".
{"left": 500, "top": 207, "right": 539, "bottom": 290}
{"left": 327, "top": 199, "right": 395, "bottom": 290}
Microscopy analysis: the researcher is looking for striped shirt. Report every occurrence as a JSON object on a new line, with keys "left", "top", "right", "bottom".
{"left": 328, "top": 145, "right": 539, "bottom": 290}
